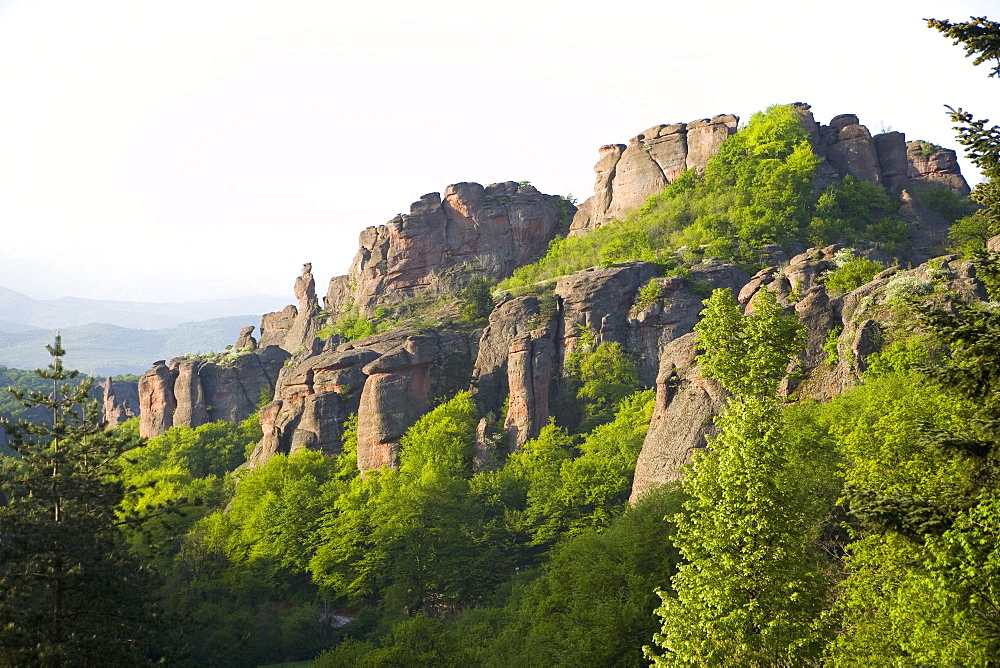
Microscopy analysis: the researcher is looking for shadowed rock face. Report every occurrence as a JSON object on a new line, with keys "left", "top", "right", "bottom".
{"left": 324, "top": 182, "right": 573, "bottom": 317}
{"left": 629, "top": 333, "right": 728, "bottom": 504}
{"left": 100, "top": 378, "right": 139, "bottom": 428}
{"left": 473, "top": 296, "right": 546, "bottom": 417}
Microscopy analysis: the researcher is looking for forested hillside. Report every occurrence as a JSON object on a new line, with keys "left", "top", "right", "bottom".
{"left": 1, "top": 15, "right": 999, "bottom": 667}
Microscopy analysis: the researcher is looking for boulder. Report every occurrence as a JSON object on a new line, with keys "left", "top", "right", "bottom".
{"left": 235, "top": 326, "right": 257, "bottom": 350}
{"left": 906, "top": 141, "right": 971, "bottom": 196}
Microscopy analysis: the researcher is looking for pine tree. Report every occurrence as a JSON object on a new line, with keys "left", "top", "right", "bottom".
{"left": 0, "top": 335, "right": 163, "bottom": 665}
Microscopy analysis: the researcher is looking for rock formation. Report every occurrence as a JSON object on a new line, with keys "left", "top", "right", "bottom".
{"left": 256, "top": 264, "right": 322, "bottom": 354}
{"left": 235, "top": 326, "right": 257, "bottom": 350}
{"left": 571, "top": 103, "right": 970, "bottom": 238}
{"left": 138, "top": 346, "right": 289, "bottom": 438}
{"left": 628, "top": 333, "right": 728, "bottom": 503}
{"left": 246, "top": 328, "right": 475, "bottom": 472}
{"left": 906, "top": 141, "right": 971, "bottom": 196}
{"left": 504, "top": 325, "right": 556, "bottom": 449}
{"left": 628, "top": 248, "right": 988, "bottom": 501}
{"left": 99, "top": 377, "right": 139, "bottom": 428}
{"left": 139, "top": 361, "right": 177, "bottom": 438}
{"left": 324, "top": 182, "right": 572, "bottom": 317}
{"left": 138, "top": 102, "right": 978, "bottom": 512}
{"left": 570, "top": 114, "right": 738, "bottom": 234}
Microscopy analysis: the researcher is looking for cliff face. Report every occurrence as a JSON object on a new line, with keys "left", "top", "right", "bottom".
{"left": 325, "top": 182, "right": 572, "bottom": 316}
{"left": 138, "top": 337, "right": 289, "bottom": 439}
{"left": 99, "top": 378, "right": 139, "bottom": 428}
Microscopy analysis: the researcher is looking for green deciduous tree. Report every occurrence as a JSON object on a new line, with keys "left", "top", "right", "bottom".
{"left": 694, "top": 287, "right": 805, "bottom": 398}
{"left": 649, "top": 289, "right": 839, "bottom": 666}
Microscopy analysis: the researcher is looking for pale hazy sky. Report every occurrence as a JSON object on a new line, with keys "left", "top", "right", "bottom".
{"left": 0, "top": 0, "right": 994, "bottom": 302}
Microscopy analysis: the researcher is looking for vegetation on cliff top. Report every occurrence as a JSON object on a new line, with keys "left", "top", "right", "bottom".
{"left": 499, "top": 104, "right": 907, "bottom": 294}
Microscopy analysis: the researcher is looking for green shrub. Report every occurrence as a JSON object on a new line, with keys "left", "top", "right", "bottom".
{"left": 823, "top": 251, "right": 886, "bottom": 296}
{"left": 948, "top": 213, "right": 994, "bottom": 256}
{"left": 914, "top": 186, "right": 977, "bottom": 224}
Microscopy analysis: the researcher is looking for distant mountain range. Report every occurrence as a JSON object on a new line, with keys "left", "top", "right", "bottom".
{"left": 0, "top": 286, "right": 287, "bottom": 331}
{"left": 0, "top": 317, "right": 264, "bottom": 376}
{"left": 0, "top": 286, "right": 291, "bottom": 375}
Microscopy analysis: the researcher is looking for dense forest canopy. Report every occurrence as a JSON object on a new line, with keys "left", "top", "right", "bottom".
{"left": 1, "top": 15, "right": 999, "bottom": 667}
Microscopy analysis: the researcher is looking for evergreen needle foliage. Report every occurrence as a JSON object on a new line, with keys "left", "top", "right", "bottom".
{"left": 0, "top": 335, "right": 165, "bottom": 665}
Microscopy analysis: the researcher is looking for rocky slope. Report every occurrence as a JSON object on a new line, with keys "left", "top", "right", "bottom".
{"left": 132, "top": 102, "right": 976, "bottom": 503}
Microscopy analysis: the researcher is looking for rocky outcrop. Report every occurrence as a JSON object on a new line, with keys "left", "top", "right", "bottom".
{"left": 99, "top": 378, "right": 139, "bottom": 428}
{"left": 504, "top": 326, "right": 556, "bottom": 449}
{"left": 235, "top": 326, "right": 257, "bottom": 350}
{"left": 570, "top": 114, "right": 738, "bottom": 234}
{"left": 259, "top": 305, "right": 298, "bottom": 349}
{"left": 356, "top": 337, "right": 436, "bottom": 471}
{"left": 324, "top": 182, "right": 572, "bottom": 317}
{"left": 196, "top": 345, "right": 290, "bottom": 423}
{"left": 138, "top": 346, "right": 289, "bottom": 439}
{"left": 627, "top": 258, "right": 750, "bottom": 384}
{"left": 472, "top": 296, "right": 549, "bottom": 416}
{"left": 554, "top": 262, "right": 661, "bottom": 358}
{"left": 139, "top": 361, "right": 177, "bottom": 438}
{"left": 254, "top": 264, "right": 323, "bottom": 354}
{"left": 571, "top": 103, "right": 971, "bottom": 239}
{"left": 247, "top": 328, "right": 475, "bottom": 472}
{"left": 248, "top": 345, "right": 380, "bottom": 466}
{"left": 284, "top": 263, "right": 320, "bottom": 353}
{"left": 825, "top": 116, "right": 882, "bottom": 186}
{"left": 907, "top": 142, "right": 971, "bottom": 196}
{"left": 171, "top": 358, "right": 209, "bottom": 429}
{"left": 628, "top": 334, "right": 728, "bottom": 503}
